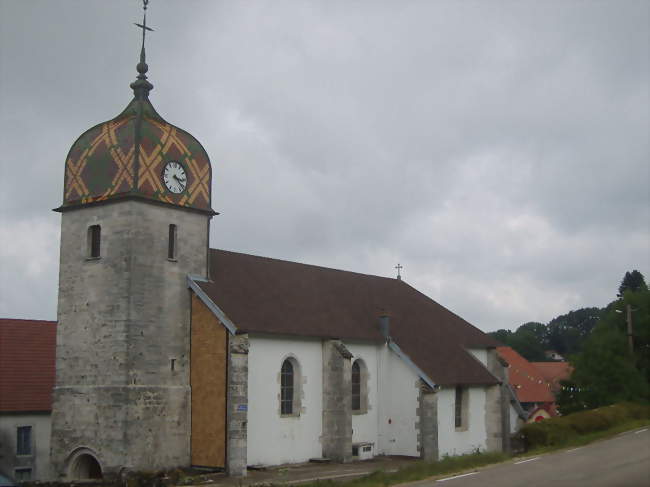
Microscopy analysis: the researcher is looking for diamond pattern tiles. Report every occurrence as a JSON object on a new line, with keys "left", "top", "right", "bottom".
{"left": 62, "top": 97, "right": 212, "bottom": 212}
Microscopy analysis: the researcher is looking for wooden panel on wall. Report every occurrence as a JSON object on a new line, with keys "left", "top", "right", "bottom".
{"left": 191, "top": 293, "right": 227, "bottom": 467}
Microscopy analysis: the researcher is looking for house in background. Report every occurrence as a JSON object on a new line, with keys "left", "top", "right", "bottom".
{"left": 496, "top": 347, "right": 557, "bottom": 422}
{"left": 532, "top": 361, "right": 573, "bottom": 396}
{"left": 0, "top": 319, "right": 56, "bottom": 483}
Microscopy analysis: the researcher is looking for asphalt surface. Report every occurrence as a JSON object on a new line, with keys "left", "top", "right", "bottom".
{"left": 414, "top": 427, "right": 650, "bottom": 487}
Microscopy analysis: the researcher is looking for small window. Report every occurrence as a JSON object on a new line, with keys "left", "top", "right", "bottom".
{"left": 88, "top": 225, "right": 101, "bottom": 258}
{"left": 280, "top": 359, "right": 294, "bottom": 415}
{"left": 454, "top": 386, "right": 468, "bottom": 430}
{"left": 15, "top": 468, "right": 32, "bottom": 482}
{"left": 17, "top": 426, "right": 32, "bottom": 455}
{"left": 168, "top": 224, "right": 177, "bottom": 260}
{"left": 352, "top": 445, "right": 359, "bottom": 457}
{"left": 455, "top": 386, "right": 462, "bottom": 427}
{"left": 352, "top": 361, "right": 361, "bottom": 410}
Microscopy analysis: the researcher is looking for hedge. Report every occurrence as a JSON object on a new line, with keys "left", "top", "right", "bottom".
{"left": 519, "top": 402, "right": 650, "bottom": 449}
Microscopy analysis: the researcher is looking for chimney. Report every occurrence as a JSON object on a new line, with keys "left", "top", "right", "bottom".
{"left": 378, "top": 312, "right": 390, "bottom": 340}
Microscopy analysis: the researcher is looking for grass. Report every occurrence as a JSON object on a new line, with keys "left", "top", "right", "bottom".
{"left": 293, "top": 451, "right": 509, "bottom": 487}
{"left": 287, "top": 419, "right": 650, "bottom": 487}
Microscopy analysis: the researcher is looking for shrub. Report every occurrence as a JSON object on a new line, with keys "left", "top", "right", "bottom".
{"left": 520, "top": 402, "right": 649, "bottom": 449}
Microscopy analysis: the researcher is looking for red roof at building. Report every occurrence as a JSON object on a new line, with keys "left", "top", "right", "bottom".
{"left": 532, "top": 361, "right": 573, "bottom": 393}
{"left": 497, "top": 346, "right": 555, "bottom": 404}
{"left": 0, "top": 318, "right": 56, "bottom": 412}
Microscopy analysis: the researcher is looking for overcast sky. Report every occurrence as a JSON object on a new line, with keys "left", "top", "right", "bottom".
{"left": 0, "top": 0, "right": 648, "bottom": 333}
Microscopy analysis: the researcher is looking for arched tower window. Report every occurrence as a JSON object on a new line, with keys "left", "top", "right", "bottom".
{"left": 351, "top": 358, "right": 369, "bottom": 414}
{"left": 280, "top": 357, "right": 302, "bottom": 416}
{"left": 87, "top": 225, "right": 101, "bottom": 258}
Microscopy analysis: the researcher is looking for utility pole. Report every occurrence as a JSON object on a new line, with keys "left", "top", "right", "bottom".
{"left": 626, "top": 303, "right": 634, "bottom": 356}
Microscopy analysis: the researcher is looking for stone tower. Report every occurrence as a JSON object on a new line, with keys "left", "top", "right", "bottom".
{"left": 49, "top": 14, "right": 214, "bottom": 479}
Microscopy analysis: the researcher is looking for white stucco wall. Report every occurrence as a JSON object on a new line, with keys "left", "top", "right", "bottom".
{"left": 0, "top": 413, "right": 51, "bottom": 481}
{"left": 436, "top": 386, "right": 488, "bottom": 457}
{"left": 377, "top": 345, "right": 420, "bottom": 457}
{"left": 346, "top": 343, "right": 379, "bottom": 451}
{"left": 467, "top": 348, "right": 488, "bottom": 367}
{"left": 247, "top": 335, "right": 323, "bottom": 466}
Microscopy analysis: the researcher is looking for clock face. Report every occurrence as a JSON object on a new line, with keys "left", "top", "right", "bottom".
{"left": 162, "top": 161, "right": 187, "bottom": 194}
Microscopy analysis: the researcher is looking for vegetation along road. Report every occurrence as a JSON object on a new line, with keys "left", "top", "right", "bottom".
{"left": 411, "top": 427, "right": 649, "bottom": 487}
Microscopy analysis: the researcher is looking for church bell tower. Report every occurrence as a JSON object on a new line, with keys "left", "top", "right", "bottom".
{"left": 50, "top": 3, "right": 215, "bottom": 479}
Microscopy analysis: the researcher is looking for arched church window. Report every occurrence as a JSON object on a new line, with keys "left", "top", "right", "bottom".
{"left": 280, "top": 359, "right": 294, "bottom": 415}
{"left": 351, "top": 359, "right": 368, "bottom": 414}
{"left": 88, "top": 225, "right": 101, "bottom": 258}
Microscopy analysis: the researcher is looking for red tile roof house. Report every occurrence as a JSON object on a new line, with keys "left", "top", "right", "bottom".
{"left": 0, "top": 319, "right": 56, "bottom": 483}
{"left": 532, "top": 361, "right": 573, "bottom": 396}
{"left": 496, "top": 347, "right": 557, "bottom": 422}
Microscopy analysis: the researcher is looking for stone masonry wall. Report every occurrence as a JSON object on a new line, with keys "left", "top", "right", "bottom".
{"left": 321, "top": 340, "right": 352, "bottom": 462}
{"left": 417, "top": 383, "right": 438, "bottom": 461}
{"left": 227, "top": 334, "right": 248, "bottom": 477}
{"left": 485, "top": 348, "right": 506, "bottom": 453}
{"left": 51, "top": 200, "right": 209, "bottom": 478}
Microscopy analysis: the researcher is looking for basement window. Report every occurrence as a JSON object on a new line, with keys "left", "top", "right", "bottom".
{"left": 168, "top": 224, "right": 177, "bottom": 260}
{"left": 88, "top": 225, "right": 101, "bottom": 258}
{"left": 14, "top": 468, "right": 32, "bottom": 482}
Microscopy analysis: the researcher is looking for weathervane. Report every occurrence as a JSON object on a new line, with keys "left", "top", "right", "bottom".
{"left": 395, "top": 263, "right": 403, "bottom": 280}
{"left": 131, "top": 0, "right": 154, "bottom": 97}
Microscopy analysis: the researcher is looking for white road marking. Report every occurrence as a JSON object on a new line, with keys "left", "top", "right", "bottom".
{"left": 285, "top": 472, "right": 371, "bottom": 484}
{"left": 514, "top": 457, "right": 540, "bottom": 465}
{"left": 436, "top": 472, "right": 478, "bottom": 482}
{"left": 634, "top": 428, "right": 648, "bottom": 434}
{"left": 566, "top": 447, "right": 583, "bottom": 453}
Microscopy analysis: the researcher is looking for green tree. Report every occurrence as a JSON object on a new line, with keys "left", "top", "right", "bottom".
{"left": 546, "top": 308, "right": 601, "bottom": 356}
{"left": 510, "top": 322, "right": 547, "bottom": 361}
{"left": 618, "top": 270, "right": 648, "bottom": 296}
{"left": 558, "top": 287, "right": 650, "bottom": 412}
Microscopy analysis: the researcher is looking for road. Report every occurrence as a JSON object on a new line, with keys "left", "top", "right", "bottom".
{"left": 414, "top": 427, "right": 650, "bottom": 487}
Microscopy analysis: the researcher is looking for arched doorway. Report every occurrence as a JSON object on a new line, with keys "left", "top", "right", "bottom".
{"left": 69, "top": 453, "right": 102, "bottom": 480}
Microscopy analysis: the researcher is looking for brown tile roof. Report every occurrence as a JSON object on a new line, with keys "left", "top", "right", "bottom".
{"left": 532, "top": 361, "right": 573, "bottom": 393}
{"left": 199, "top": 249, "right": 500, "bottom": 386}
{"left": 0, "top": 318, "right": 56, "bottom": 412}
{"left": 497, "top": 346, "right": 555, "bottom": 404}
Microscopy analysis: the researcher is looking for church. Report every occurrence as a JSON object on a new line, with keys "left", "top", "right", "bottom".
{"left": 44, "top": 7, "right": 523, "bottom": 482}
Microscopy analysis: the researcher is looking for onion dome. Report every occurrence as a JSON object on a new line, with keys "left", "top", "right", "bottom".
{"left": 58, "top": 31, "right": 213, "bottom": 214}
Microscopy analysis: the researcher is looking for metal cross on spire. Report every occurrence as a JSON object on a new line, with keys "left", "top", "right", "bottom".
{"left": 134, "top": 0, "right": 154, "bottom": 68}
{"left": 130, "top": 0, "right": 154, "bottom": 98}
{"left": 395, "top": 263, "right": 403, "bottom": 280}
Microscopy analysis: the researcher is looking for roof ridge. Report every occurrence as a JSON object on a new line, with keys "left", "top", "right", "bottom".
{"left": 211, "top": 247, "right": 401, "bottom": 282}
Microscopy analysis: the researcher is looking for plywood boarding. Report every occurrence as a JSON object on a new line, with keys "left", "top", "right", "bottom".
{"left": 191, "top": 293, "right": 227, "bottom": 467}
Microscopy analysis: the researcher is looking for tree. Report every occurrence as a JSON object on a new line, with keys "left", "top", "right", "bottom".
{"left": 488, "top": 322, "right": 547, "bottom": 361}
{"left": 558, "top": 287, "right": 650, "bottom": 412}
{"left": 618, "top": 270, "right": 647, "bottom": 296}
{"left": 546, "top": 308, "right": 601, "bottom": 356}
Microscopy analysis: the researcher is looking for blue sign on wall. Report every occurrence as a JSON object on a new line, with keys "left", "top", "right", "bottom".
{"left": 237, "top": 404, "right": 248, "bottom": 412}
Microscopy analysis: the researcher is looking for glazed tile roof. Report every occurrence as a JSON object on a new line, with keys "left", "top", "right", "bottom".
{"left": 59, "top": 95, "right": 212, "bottom": 213}
{"left": 199, "top": 249, "right": 501, "bottom": 386}
{"left": 0, "top": 319, "right": 56, "bottom": 412}
{"left": 497, "top": 346, "right": 555, "bottom": 404}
